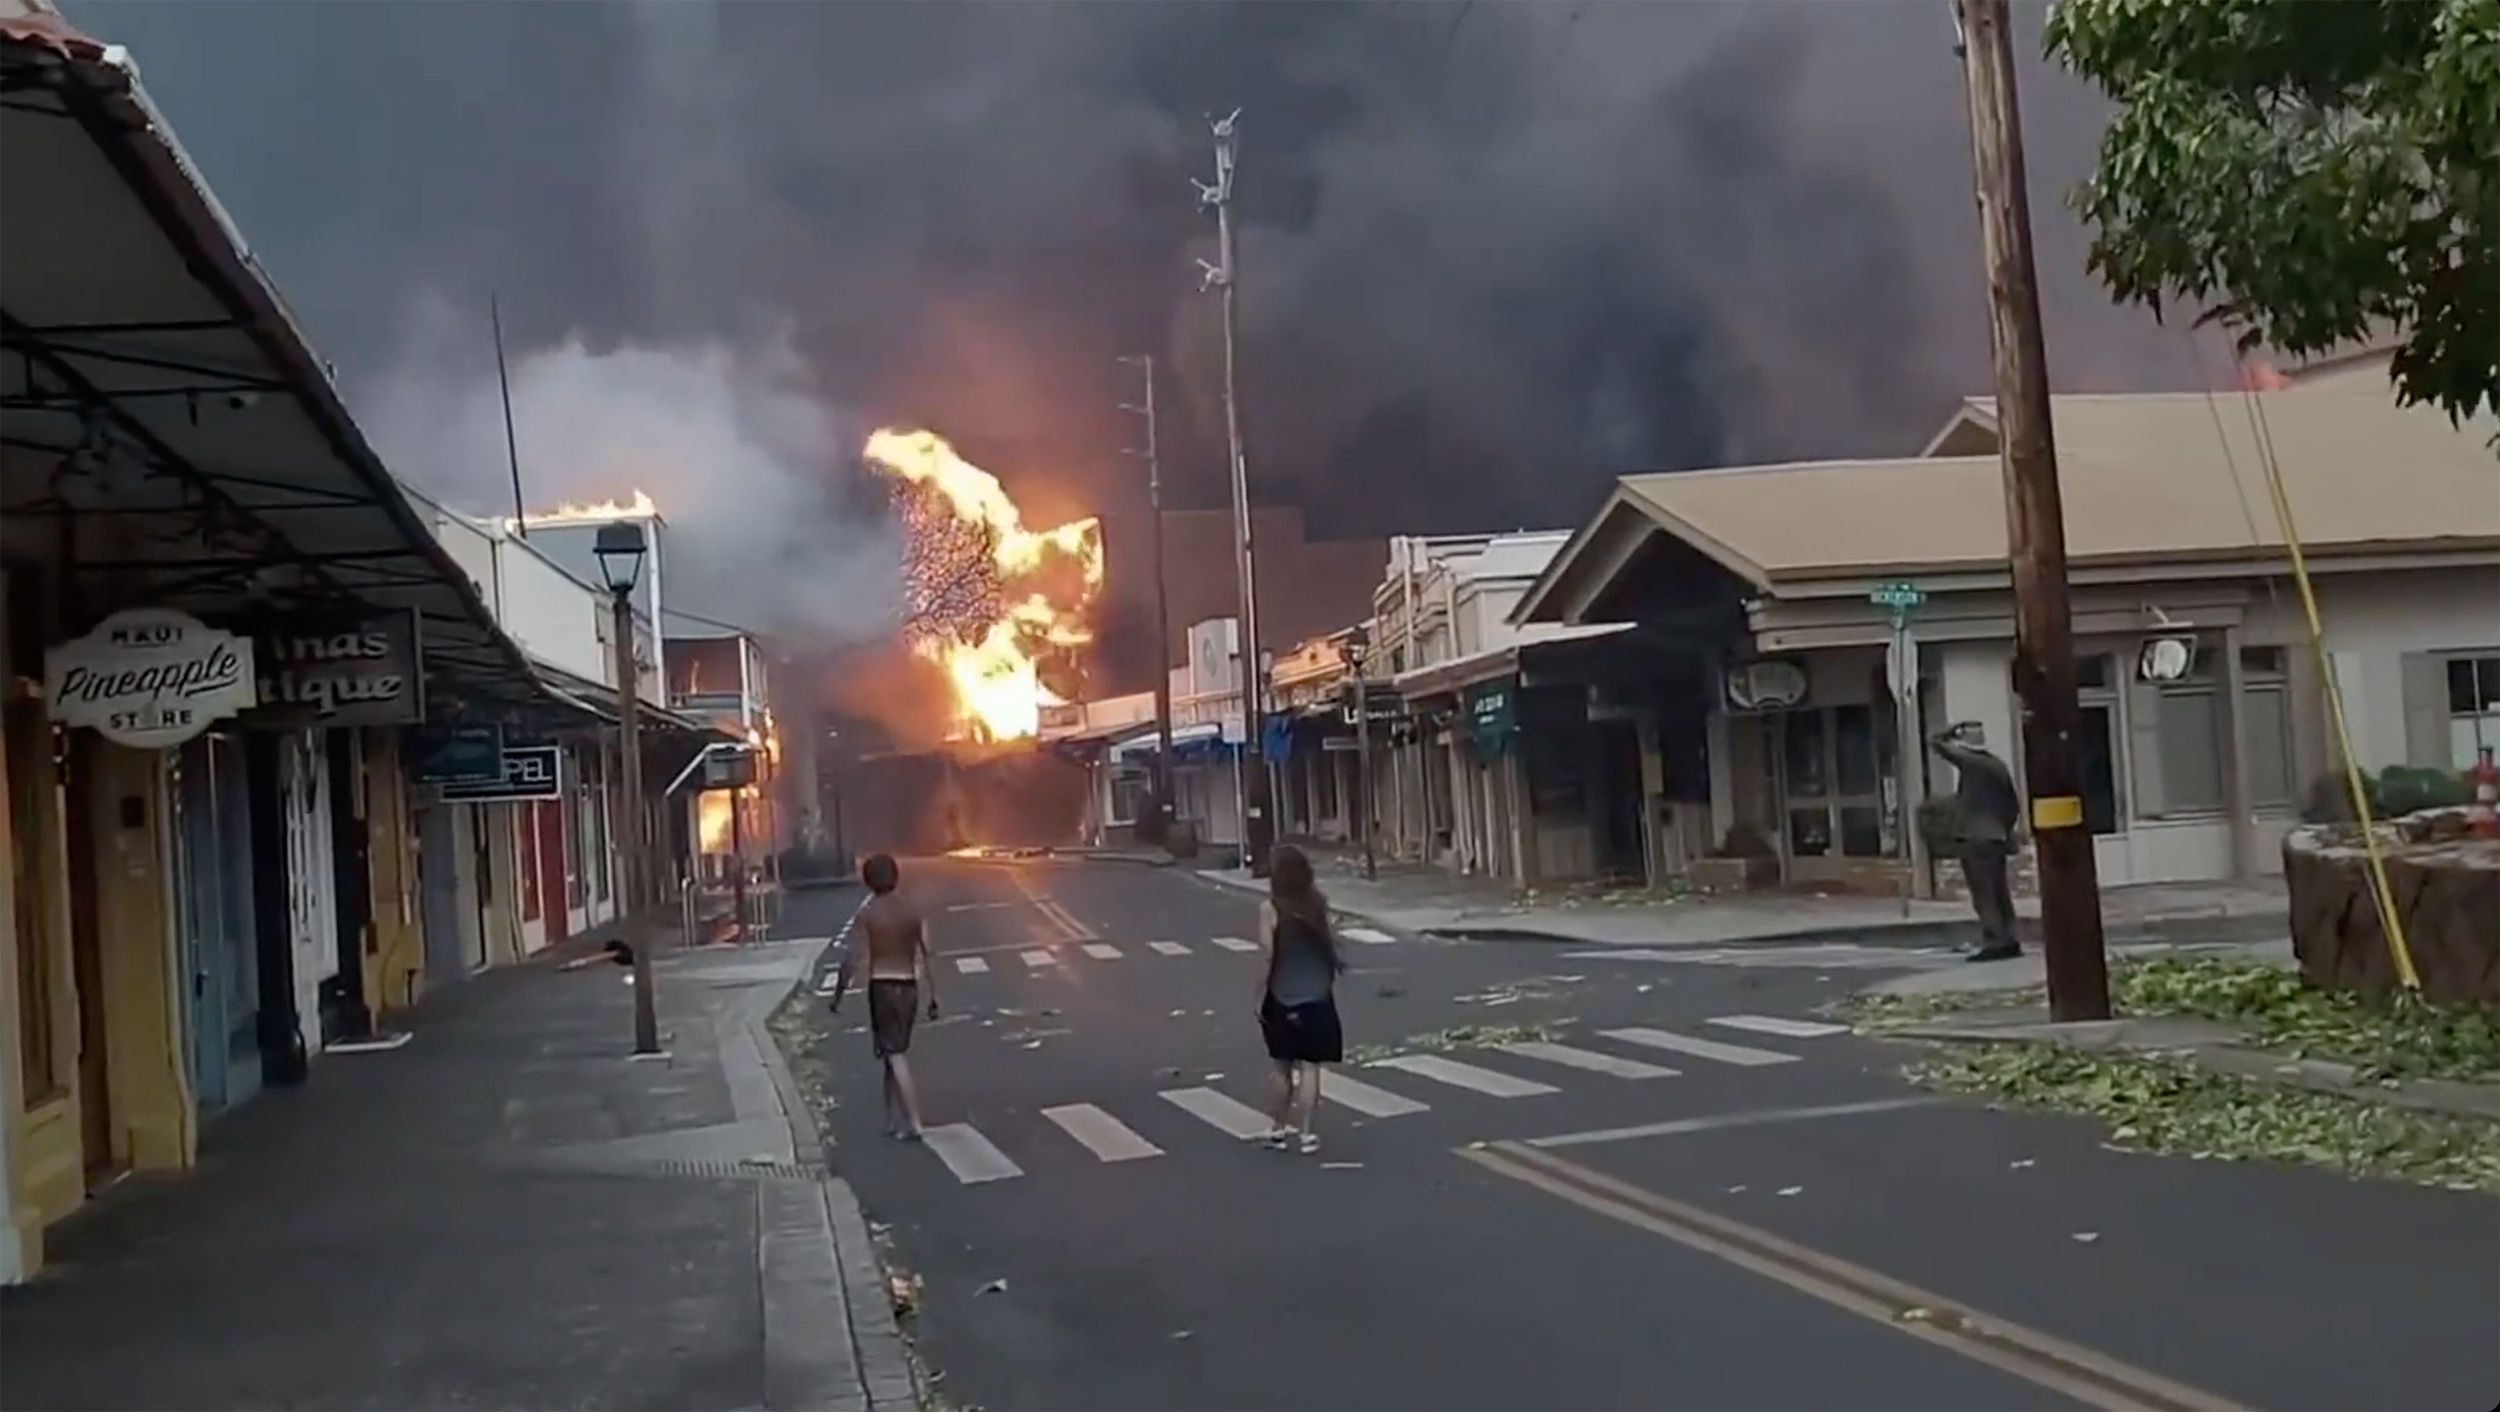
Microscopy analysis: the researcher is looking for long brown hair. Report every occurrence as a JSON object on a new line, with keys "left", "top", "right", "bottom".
{"left": 1267, "top": 845, "right": 1344, "bottom": 973}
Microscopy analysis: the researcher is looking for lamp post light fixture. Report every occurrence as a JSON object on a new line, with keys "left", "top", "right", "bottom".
{"left": 595, "top": 521, "right": 662, "bottom": 1055}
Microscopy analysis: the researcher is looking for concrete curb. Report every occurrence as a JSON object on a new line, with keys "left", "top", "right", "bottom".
{"left": 1196, "top": 864, "right": 2288, "bottom": 956}
{"left": 749, "top": 902, "right": 917, "bottom": 1412}
{"left": 1879, "top": 1014, "right": 2500, "bottom": 1124}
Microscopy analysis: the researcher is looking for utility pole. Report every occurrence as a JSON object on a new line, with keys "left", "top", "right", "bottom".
{"left": 1197, "top": 107, "right": 1272, "bottom": 877}
{"left": 1117, "top": 354, "right": 1177, "bottom": 838}
{"left": 1350, "top": 638, "right": 1376, "bottom": 880}
{"left": 491, "top": 292, "right": 527, "bottom": 536}
{"left": 1953, "top": 0, "right": 2109, "bottom": 1020}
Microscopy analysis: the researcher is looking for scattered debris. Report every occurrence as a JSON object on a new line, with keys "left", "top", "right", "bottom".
{"left": 1725, "top": 1184, "right": 1748, "bottom": 1194}
{"left": 2071, "top": 1231, "right": 2101, "bottom": 1244}
{"left": 1021, "top": 1040, "right": 1044, "bottom": 1050}
{"left": 1896, "top": 1306, "right": 1934, "bottom": 1323}
{"left": 1170, "top": 1330, "right": 1195, "bottom": 1341}
{"left": 1203, "top": 1073, "right": 1225, "bottom": 1083}
{"left": 1776, "top": 1185, "right": 1804, "bottom": 1197}
{"left": 1465, "top": 1141, "right": 1488, "bottom": 1150}
{"left": 977, "top": 1277, "right": 1009, "bottom": 1295}
{"left": 888, "top": 1273, "right": 920, "bottom": 1316}
{"left": 1635, "top": 984, "right": 1654, "bottom": 994}
{"left": 1321, "top": 1161, "right": 1364, "bottom": 1170}
{"left": 2008, "top": 1158, "right": 2037, "bottom": 1170}
{"left": 1156, "top": 1066, "right": 1183, "bottom": 1079}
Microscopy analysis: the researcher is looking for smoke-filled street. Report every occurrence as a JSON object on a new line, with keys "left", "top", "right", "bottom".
{"left": 784, "top": 860, "right": 2496, "bottom": 1412}
{"left": 4, "top": 0, "right": 2496, "bottom": 1407}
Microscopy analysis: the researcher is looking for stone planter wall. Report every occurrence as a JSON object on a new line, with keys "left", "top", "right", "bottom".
{"left": 2284, "top": 808, "right": 2500, "bottom": 1010}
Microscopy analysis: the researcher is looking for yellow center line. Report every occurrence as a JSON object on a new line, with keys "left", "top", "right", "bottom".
{"left": 1458, "top": 1142, "right": 2244, "bottom": 1412}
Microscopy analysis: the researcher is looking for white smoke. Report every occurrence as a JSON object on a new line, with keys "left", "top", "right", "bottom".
{"left": 362, "top": 298, "right": 902, "bottom": 645}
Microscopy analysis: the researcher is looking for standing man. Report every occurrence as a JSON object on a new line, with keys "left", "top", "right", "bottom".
{"left": 829, "top": 854, "right": 939, "bottom": 1139}
{"left": 1929, "top": 722, "right": 2022, "bottom": 962}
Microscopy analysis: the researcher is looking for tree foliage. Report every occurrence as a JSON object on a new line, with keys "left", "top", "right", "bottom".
{"left": 2047, "top": 0, "right": 2500, "bottom": 422}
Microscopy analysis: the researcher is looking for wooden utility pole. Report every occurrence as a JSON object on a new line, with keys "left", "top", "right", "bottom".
{"left": 1954, "top": 0, "right": 2110, "bottom": 1020}
{"left": 1117, "top": 354, "right": 1177, "bottom": 835}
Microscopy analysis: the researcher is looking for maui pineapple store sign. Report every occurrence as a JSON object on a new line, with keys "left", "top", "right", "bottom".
{"left": 45, "top": 608, "right": 257, "bottom": 748}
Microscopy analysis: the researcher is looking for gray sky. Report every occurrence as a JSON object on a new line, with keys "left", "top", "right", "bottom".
{"left": 71, "top": 0, "right": 2216, "bottom": 640}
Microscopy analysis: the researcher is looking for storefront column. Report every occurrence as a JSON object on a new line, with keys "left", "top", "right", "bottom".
{"left": 2220, "top": 625, "right": 2255, "bottom": 880}
{"left": 85, "top": 743, "right": 193, "bottom": 1172}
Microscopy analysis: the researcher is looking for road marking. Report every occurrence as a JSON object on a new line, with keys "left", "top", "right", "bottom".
{"left": 1159, "top": 1086, "right": 1273, "bottom": 1139}
{"left": 1601, "top": 1026, "right": 1798, "bottom": 1067}
{"left": 1341, "top": 926, "right": 1396, "bottom": 945}
{"left": 1319, "top": 1073, "right": 1431, "bottom": 1118}
{"left": 1209, "top": 936, "right": 1260, "bottom": 953}
{"left": 1149, "top": 941, "right": 1193, "bottom": 957}
{"left": 1020, "top": 949, "right": 1059, "bottom": 969}
{"left": 1498, "top": 1041, "right": 1680, "bottom": 1080}
{"left": 1042, "top": 1104, "right": 1163, "bottom": 1162}
{"left": 1080, "top": 943, "right": 1124, "bottom": 961}
{"left": 944, "top": 902, "right": 1014, "bottom": 912}
{"left": 1458, "top": 1141, "right": 2241, "bottom": 1412}
{"left": 923, "top": 1123, "right": 1023, "bottom": 1184}
{"left": 953, "top": 956, "right": 991, "bottom": 975}
{"left": 1525, "top": 1097, "right": 1939, "bottom": 1150}
{"left": 1708, "top": 1014, "right": 1850, "bottom": 1039}
{"left": 1371, "top": 1054, "right": 1557, "bottom": 1098}
{"left": 1040, "top": 899, "right": 1099, "bottom": 942}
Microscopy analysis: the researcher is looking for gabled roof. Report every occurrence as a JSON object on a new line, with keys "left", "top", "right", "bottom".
{"left": 1520, "top": 389, "right": 2500, "bottom": 623}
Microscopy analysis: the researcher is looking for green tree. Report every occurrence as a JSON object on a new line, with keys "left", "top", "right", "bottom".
{"left": 2047, "top": 0, "right": 2499, "bottom": 422}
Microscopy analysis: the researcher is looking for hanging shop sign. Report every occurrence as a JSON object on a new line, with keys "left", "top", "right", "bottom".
{"left": 436, "top": 743, "right": 564, "bottom": 803}
{"left": 1463, "top": 679, "right": 1518, "bottom": 761}
{"left": 1724, "top": 658, "right": 1808, "bottom": 712}
{"left": 45, "top": 607, "right": 256, "bottom": 748}
{"left": 238, "top": 609, "right": 424, "bottom": 729}
{"left": 411, "top": 725, "right": 506, "bottom": 785}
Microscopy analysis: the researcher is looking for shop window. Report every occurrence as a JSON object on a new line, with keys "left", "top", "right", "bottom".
{"left": 2447, "top": 656, "right": 2500, "bottom": 714}
{"left": 1781, "top": 704, "right": 1890, "bottom": 859}
{"left": 2155, "top": 689, "right": 2227, "bottom": 812}
{"left": 1110, "top": 769, "right": 1150, "bottom": 825}
{"left": 1783, "top": 711, "right": 1827, "bottom": 798}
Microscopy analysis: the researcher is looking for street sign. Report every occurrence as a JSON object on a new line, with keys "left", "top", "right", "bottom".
{"left": 437, "top": 744, "right": 563, "bottom": 803}
{"left": 1868, "top": 581, "right": 1926, "bottom": 612}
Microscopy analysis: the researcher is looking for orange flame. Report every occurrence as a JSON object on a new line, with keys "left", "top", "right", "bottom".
{"left": 697, "top": 790, "right": 734, "bottom": 853}
{"left": 863, "top": 428, "right": 1103, "bottom": 742}
{"left": 521, "top": 489, "right": 661, "bottom": 527}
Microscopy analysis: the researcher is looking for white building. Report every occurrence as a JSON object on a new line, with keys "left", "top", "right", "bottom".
{"left": 1518, "top": 378, "right": 2500, "bottom": 894}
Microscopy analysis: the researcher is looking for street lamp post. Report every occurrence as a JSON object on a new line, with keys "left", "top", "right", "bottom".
{"left": 595, "top": 520, "right": 661, "bottom": 1055}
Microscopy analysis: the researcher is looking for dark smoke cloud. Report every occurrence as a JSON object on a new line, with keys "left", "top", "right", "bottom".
{"left": 73, "top": 0, "right": 2213, "bottom": 642}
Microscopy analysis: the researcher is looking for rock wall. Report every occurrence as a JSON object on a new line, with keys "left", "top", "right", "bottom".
{"left": 2284, "top": 809, "right": 2500, "bottom": 1009}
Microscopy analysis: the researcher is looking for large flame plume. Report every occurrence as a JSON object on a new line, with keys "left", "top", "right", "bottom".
{"left": 864, "top": 428, "right": 1103, "bottom": 742}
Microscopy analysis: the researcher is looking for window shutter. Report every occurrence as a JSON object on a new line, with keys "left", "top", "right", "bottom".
{"left": 2127, "top": 680, "right": 2165, "bottom": 818}
{"left": 2398, "top": 653, "right": 2448, "bottom": 768}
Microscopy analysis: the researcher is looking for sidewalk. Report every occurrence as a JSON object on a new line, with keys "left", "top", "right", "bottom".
{"left": 1201, "top": 848, "right": 2289, "bottom": 951}
{"left": 0, "top": 915, "right": 908, "bottom": 1412}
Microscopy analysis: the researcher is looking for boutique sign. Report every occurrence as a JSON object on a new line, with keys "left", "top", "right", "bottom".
{"left": 240, "top": 609, "right": 424, "bottom": 729}
{"left": 45, "top": 608, "right": 257, "bottom": 748}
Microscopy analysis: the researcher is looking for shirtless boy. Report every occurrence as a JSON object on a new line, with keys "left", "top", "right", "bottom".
{"left": 829, "top": 853, "right": 939, "bottom": 1139}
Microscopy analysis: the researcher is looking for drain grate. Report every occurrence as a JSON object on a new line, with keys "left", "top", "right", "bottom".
{"left": 641, "top": 1157, "right": 827, "bottom": 1182}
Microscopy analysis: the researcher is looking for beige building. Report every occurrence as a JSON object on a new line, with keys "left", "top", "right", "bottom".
{"left": 1519, "top": 378, "right": 2500, "bottom": 894}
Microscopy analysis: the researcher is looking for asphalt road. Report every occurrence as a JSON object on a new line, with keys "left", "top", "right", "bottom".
{"left": 787, "top": 858, "right": 2500, "bottom": 1412}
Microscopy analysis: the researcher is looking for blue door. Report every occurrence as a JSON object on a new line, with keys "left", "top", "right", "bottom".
{"left": 176, "top": 737, "right": 260, "bottom": 1117}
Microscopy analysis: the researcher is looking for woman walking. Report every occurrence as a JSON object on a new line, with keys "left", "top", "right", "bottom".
{"left": 1256, "top": 845, "right": 1347, "bottom": 1154}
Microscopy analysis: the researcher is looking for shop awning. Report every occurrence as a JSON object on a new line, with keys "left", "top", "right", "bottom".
{"left": 1390, "top": 622, "right": 1635, "bottom": 701}
{"left": 0, "top": 15, "right": 550, "bottom": 721}
{"left": 1109, "top": 719, "right": 1236, "bottom": 764}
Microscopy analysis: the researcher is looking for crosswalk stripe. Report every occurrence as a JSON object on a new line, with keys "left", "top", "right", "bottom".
{"left": 1340, "top": 926, "right": 1395, "bottom": 945}
{"left": 1149, "top": 941, "right": 1193, "bottom": 957}
{"left": 923, "top": 1123, "right": 1023, "bottom": 1184}
{"left": 1601, "top": 1026, "right": 1798, "bottom": 1067}
{"left": 1042, "top": 1104, "right": 1163, "bottom": 1162}
{"left": 1498, "top": 1040, "right": 1680, "bottom": 1080}
{"left": 1159, "top": 1086, "right": 1273, "bottom": 1139}
{"left": 1319, "top": 1073, "right": 1431, "bottom": 1118}
{"left": 1708, "top": 1014, "right": 1850, "bottom": 1040}
{"left": 1371, "top": 1054, "right": 1557, "bottom": 1098}
{"left": 954, "top": 956, "right": 991, "bottom": 975}
{"left": 1020, "top": 949, "right": 1059, "bottom": 969}
{"left": 1209, "top": 936, "right": 1259, "bottom": 953}
{"left": 1080, "top": 943, "right": 1124, "bottom": 961}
